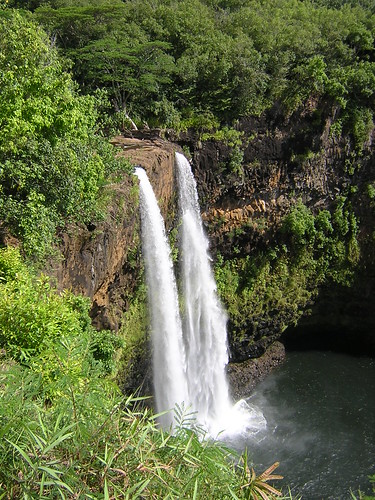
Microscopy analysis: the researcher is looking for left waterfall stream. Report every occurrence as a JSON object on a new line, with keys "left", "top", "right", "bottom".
{"left": 135, "top": 167, "right": 188, "bottom": 430}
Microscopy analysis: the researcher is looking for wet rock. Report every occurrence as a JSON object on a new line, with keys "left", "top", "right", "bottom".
{"left": 227, "top": 341, "right": 286, "bottom": 399}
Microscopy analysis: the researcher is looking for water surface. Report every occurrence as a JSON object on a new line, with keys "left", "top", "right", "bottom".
{"left": 227, "top": 351, "right": 375, "bottom": 499}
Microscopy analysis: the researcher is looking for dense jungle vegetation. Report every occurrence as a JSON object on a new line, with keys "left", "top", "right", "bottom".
{"left": 1, "top": 0, "right": 375, "bottom": 497}
{"left": 12, "top": 0, "right": 375, "bottom": 147}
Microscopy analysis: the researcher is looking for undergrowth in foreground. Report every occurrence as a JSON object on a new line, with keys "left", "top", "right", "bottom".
{"left": 0, "top": 246, "right": 288, "bottom": 499}
{"left": 0, "top": 360, "right": 290, "bottom": 499}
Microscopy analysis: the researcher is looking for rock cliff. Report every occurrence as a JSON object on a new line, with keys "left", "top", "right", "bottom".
{"left": 52, "top": 134, "right": 179, "bottom": 332}
{"left": 51, "top": 100, "right": 375, "bottom": 395}
{"left": 188, "top": 102, "right": 375, "bottom": 358}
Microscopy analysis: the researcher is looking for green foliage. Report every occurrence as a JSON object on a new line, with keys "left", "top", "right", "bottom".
{"left": 367, "top": 182, "right": 375, "bottom": 199}
{"left": 0, "top": 249, "right": 77, "bottom": 360}
{"left": 0, "top": 361, "right": 245, "bottom": 497}
{"left": 74, "top": 37, "right": 175, "bottom": 116}
{"left": 216, "top": 199, "right": 360, "bottom": 343}
{"left": 169, "top": 225, "right": 180, "bottom": 263}
{"left": 0, "top": 12, "right": 94, "bottom": 153}
{"left": 350, "top": 107, "right": 374, "bottom": 150}
{"left": 0, "top": 13, "right": 129, "bottom": 260}
{"left": 281, "top": 202, "right": 316, "bottom": 247}
{"left": 216, "top": 248, "right": 319, "bottom": 342}
{"left": 180, "top": 110, "right": 220, "bottom": 134}
{"left": 352, "top": 473, "right": 375, "bottom": 499}
{"left": 368, "top": 474, "right": 375, "bottom": 495}
{"left": 0, "top": 11, "right": 132, "bottom": 260}
{"left": 26, "top": 0, "right": 374, "bottom": 146}
{"left": 202, "top": 126, "right": 244, "bottom": 147}
{"left": 282, "top": 198, "right": 360, "bottom": 273}
{"left": 2, "top": 190, "right": 60, "bottom": 260}
{"left": 0, "top": 245, "right": 27, "bottom": 281}
{"left": 91, "top": 329, "right": 123, "bottom": 374}
{"left": 0, "top": 247, "right": 119, "bottom": 376}
{"left": 228, "top": 145, "right": 245, "bottom": 175}
{"left": 311, "top": 0, "right": 375, "bottom": 13}
{"left": 117, "top": 282, "right": 149, "bottom": 385}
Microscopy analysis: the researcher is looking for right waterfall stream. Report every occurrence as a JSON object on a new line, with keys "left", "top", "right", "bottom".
{"left": 175, "top": 152, "right": 232, "bottom": 433}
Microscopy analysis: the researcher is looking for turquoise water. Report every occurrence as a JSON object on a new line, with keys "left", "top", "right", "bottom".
{"left": 227, "top": 351, "right": 375, "bottom": 499}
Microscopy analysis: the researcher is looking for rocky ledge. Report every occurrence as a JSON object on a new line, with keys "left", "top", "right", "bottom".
{"left": 227, "top": 341, "right": 286, "bottom": 400}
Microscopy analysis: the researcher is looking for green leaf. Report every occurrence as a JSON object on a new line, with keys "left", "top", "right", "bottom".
{"left": 43, "top": 427, "right": 75, "bottom": 454}
{"left": 6, "top": 439, "right": 35, "bottom": 469}
{"left": 125, "top": 478, "right": 151, "bottom": 497}
{"left": 38, "top": 466, "right": 64, "bottom": 480}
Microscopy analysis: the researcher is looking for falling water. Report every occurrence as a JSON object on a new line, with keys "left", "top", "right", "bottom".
{"left": 136, "top": 158, "right": 266, "bottom": 436}
{"left": 135, "top": 167, "right": 188, "bottom": 429}
{"left": 175, "top": 153, "right": 267, "bottom": 437}
{"left": 175, "top": 152, "right": 232, "bottom": 433}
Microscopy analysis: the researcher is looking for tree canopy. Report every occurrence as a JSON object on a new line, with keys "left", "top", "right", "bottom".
{"left": 0, "top": 10, "right": 130, "bottom": 259}
{"left": 20, "top": 0, "right": 374, "bottom": 133}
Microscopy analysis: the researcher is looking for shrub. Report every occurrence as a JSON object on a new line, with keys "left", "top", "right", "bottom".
{"left": 281, "top": 202, "right": 316, "bottom": 247}
{"left": 0, "top": 247, "right": 120, "bottom": 376}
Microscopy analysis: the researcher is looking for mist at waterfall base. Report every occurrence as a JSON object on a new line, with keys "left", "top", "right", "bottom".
{"left": 225, "top": 351, "right": 375, "bottom": 499}
{"left": 135, "top": 155, "right": 264, "bottom": 436}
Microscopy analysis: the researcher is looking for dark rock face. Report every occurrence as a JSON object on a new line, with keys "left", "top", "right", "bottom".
{"left": 282, "top": 281, "right": 375, "bottom": 356}
{"left": 227, "top": 341, "right": 286, "bottom": 399}
{"left": 51, "top": 100, "right": 375, "bottom": 392}
{"left": 54, "top": 181, "right": 138, "bottom": 331}
{"left": 185, "top": 102, "right": 375, "bottom": 360}
{"left": 194, "top": 104, "right": 351, "bottom": 239}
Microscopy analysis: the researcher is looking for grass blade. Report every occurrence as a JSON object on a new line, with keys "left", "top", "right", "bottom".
{"left": 6, "top": 439, "right": 34, "bottom": 469}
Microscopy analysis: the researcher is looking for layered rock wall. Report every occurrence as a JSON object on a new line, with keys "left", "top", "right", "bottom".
{"left": 52, "top": 135, "right": 178, "bottom": 331}
{"left": 188, "top": 103, "right": 375, "bottom": 357}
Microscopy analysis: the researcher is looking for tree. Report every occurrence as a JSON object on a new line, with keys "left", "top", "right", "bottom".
{"left": 0, "top": 11, "right": 128, "bottom": 259}
{"left": 74, "top": 37, "right": 175, "bottom": 115}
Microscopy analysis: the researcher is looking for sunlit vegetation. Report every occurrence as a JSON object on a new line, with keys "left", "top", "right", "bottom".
{"left": 0, "top": 10, "right": 131, "bottom": 260}
{"left": 215, "top": 198, "right": 361, "bottom": 347}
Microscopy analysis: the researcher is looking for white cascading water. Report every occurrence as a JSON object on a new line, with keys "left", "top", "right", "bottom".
{"left": 136, "top": 157, "right": 266, "bottom": 437}
{"left": 135, "top": 167, "right": 188, "bottom": 430}
{"left": 175, "top": 152, "right": 266, "bottom": 437}
{"left": 175, "top": 152, "right": 232, "bottom": 433}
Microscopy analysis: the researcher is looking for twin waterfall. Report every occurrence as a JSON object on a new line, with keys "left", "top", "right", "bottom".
{"left": 136, "top": 153, "right": 251, "bottom": 435}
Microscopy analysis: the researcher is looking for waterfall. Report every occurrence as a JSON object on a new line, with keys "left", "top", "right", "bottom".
{"left": 175, "top": 152, "right": 232, "bottom": 433}
{"left": 135, "top": 167, "right": 188, "bottom": 430}
{"left": 136, "top": 156, "right": 266, "bottom": 436}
